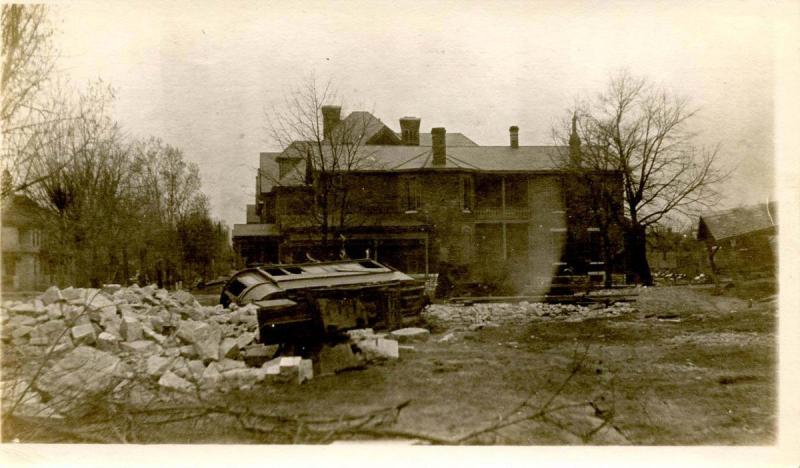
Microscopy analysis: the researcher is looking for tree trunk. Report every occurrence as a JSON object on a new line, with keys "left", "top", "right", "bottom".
{"left": 624, "top": 224, "right": 653, "bottom": 285}
{"left": 706, "top": 244, "right": 721, "bottom": 294}
{"left": 121, "top": 246, "right": 129, "bottom": 286}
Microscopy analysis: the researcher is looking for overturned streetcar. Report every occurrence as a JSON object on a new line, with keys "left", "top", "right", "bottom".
{"left": 220, "top": 259, "right": 428, "bottom": 344}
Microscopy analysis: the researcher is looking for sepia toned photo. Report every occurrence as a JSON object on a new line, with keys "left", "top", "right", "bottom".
{"left": 1, "top": 0, "right": 798, "bottom": 464}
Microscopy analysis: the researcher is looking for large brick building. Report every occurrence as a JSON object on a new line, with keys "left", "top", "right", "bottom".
{"left": 233, "top": 107, "right": 624, "bottom": 294}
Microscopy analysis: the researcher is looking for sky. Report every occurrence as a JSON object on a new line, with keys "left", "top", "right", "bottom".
{"left": 51, "top": 0, "right": 784, "bottom": 228}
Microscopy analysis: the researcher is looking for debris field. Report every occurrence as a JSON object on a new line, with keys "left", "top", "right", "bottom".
{"left": 0, "top": 284, "right": 407, "bottom": 420}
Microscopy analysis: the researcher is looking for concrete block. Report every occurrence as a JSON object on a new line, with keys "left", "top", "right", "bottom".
{"left": 318, "top": 343, "right": 362, "bottom": 375}
{"left": 357, "top": 338, "right": 399, "bottom": 360}
{"left": 218, "top": 358, "right": 246, "bottom": 372}
{"left": 262, "top": 356, "right": 314, "bottom": 384}
{"left": 242, "top": 344, "right": 277, "bottom": 367}
{"left": 146, "top": 355, "right": 173, "bottom": 378}
{"left": 176, "top": 319, "right": 204, "bottom": 344}
{"left": 262, "top": 357, "right": 281, "bottom": 375}
{"left": 192, "top": 323, "right": 222, "bottom": 361}
{"left": 36, "top": 346, "right": 125, "bottom": 410}
{"left": 158, "top": 370, "right": 194, "bottom": 393}
{"left": 346, "top": 328, "right": 375, "bottom": 342}
{"left": 9, "top": 315, "right": 37, "bottom": 328}
{"left": 10, "top": 302, "right": 38, "bottom": 316}
{"left": 118, "top": 304, "right": 137, "bottom": 319}
{"left": 143, "top": 326, "right": 167, "bottom": 344}
{"left": 201, "top": 362, "right": 222, "bottom": 388}
{"left": 121, "top": 316, "right": 143, "bottom": 341}
{"left": 71, "top": 323, "right": 96, "bottom": 345}
{"left": 236, "top": 331, "right": 255, "bottom": 349}
{"left": 101, "top": 284, "right": 121, "bottom": 295}
{"left": 170, "top": 357, "right": 191, "bottom": 379}
{"left": 149, "top": 315, "right": 165, "bottom": 333}
{"left": 298, "top": 359, "right": 313, "bottom": 384}
{"left": 97, "top": 307, "right": 118, "bottom": 323}
{"left": 11, "top": 325, "right": 34, "bottom": 339}
{"left": 101, "top": 317, "right": 122, "bottom": 338}
{"left": 389, "top": 327, "right": 430, "bottom": 343}
{"left": 219, "top": 337, "right": 240, "bottom": 359}
{"left": 179, "top": 345, "right": 198, "bottom": 358}
{"left": 60, "top": 287, "right": 83, "bottom": 303}
{"left": 40, "top": 286, "right": 64, "bottom": 305}
{"left": 96, "top": 332, "right": 120, "bottom": 352}
{"left": 46, "top": 303, "right": 64, "bottom": 320}
{"left": 186, "top": 359, "right": 206, "bottom": 382}
{"left": 120, "top": 340, "right": 158, "bottom": 354}
{"left": 74, "top": 314, "right": 91, "bottom": 326}
{"left": 221, "top": 368, "right": 262, "bottom": 389}
{"left": 88, "top": 293, "right": 116, "bottom": 313}
{"left": 172, "top": 290, "right": 197, "bottom": 306}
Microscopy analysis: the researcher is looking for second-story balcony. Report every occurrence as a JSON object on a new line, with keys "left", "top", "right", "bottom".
{"left": 471, "top": 206, "right": 531, "bottom": 220}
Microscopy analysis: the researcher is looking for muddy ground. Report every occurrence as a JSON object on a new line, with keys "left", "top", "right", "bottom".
{"left": 4, "top": 282, "right": 776, "bottom": 445}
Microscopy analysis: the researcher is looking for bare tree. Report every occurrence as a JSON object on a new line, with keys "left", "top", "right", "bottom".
{"left": 266, "top": 79, "right": 378, "bottom": 259}
{"left": 557, "top": 71, "right": 726, "bottom": 285}
{"left": 1, "top": 4, "right": 59, "bottom": 198}
{"left": 27, "top": 81, "right": 131, "bottom": 286}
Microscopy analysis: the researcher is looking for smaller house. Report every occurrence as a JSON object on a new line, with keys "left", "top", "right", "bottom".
{"left": 1, "top": 195, "right": 47, "bottom": 290}
{"left": 697, "top": 201, "right": 777, "bottom": 279}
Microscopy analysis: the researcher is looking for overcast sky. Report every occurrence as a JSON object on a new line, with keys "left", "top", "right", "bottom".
{"left": 53, "top": 0, "right": 781, "bottom": 228}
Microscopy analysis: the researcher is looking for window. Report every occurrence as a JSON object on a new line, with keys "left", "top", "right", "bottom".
{"left": 400, "top": 176, "right": 421, "bottom": 212}
{"left": 587, "top": 227, "right": 602, "bottom": 263}
{"left": 505, "top": 176, "right": 528, "bottom": 208}
{"left": 462, "top": 175, "right": 474, "bottom": 212}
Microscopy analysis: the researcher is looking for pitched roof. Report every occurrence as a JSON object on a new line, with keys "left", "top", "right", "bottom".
{"left": 259, "top": 152, "right": 281, "bottom": 192}
{"left": 1, "top": 195, "right": 45, "bottom": 226}
{"left": 332, "top": 111, "right": 401, "bottom": 145}
{"left": 698, "top": 202, "right": 777, "bottom": 242}
{"left": 267, "top": 144, "right": 570, "bottom": 188}
{"left": 415, "top": 132, "right": 478, "bottom": 147}
{"left": 320, "top": 145, "right": 568, "bottom": 172}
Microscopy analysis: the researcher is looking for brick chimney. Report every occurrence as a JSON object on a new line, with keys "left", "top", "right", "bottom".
{"left": 321, "top": 105, "right": 341, "bottom": 139}
{"left": 569, "top": 113, "right": 581, "bottom": 166}
{"left": 399, "top": 117, "right": 421, "bottom": 145}
{"left": 431, "top": 127, "right": 446, "bottom": 167}
{"left": 509, "top": 126, "right": 519, "bottom": 148}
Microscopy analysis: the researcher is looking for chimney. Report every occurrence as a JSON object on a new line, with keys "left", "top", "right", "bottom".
{"left": 321, "top": 105, "right": 341, "bottom": 139}
{"left": 399, "top": 117, "right": 421, "bottom": 145}
{"left": 509, "top": 125, "right": 519, "bottom": 148}
{"left": 431, "top": 127, "right": 446, "bottom": 167}
{"left": 569, "top": 113, "right": 581, "bottom": 166}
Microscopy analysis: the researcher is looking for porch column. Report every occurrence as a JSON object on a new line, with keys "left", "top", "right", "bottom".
{"left": 502, "top": 223, "right": 508, "bottom": 261}
{"left": 424, "top": 234, "right": 429, "bottom": 277}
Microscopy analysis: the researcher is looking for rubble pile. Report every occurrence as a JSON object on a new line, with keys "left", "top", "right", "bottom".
{"left": 0, "top": 284, "right": 349, "bottom": 418}
{"left": 423, "top": 300, "right": 637, "bottom": 329}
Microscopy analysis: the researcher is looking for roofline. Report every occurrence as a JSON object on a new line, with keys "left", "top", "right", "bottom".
{"left": 699, "top": 200, "right": 778, "bottom": 220}
{"left": 269, "top": 166, "right": 620, "bottom": 188}
{"left": 349, "top": 168, "right": 571, "bottom": 174}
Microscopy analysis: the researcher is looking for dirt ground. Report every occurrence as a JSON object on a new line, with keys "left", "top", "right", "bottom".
{"left": 147, "top": 284, "right": 776, "bottom": 444}
{"left": 4, "top": 282, "right": 776, "bottom": 445}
